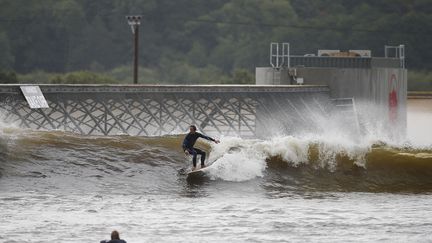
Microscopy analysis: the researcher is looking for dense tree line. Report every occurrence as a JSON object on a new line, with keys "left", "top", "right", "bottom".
{"left": 0, "top": 0, "right": 431, "bottom": 84}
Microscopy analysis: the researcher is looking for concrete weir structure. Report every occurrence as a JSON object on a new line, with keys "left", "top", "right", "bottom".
{"left": 0, "top": 84, "right": 330, "bottom": 137}
{"left": 257, "top": 45, "right": 408, "bottom": 138}
{"left": 0, "top": 46, "right": 407, "bottom": 138}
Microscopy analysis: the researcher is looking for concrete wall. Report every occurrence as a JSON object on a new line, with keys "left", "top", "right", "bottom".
{"left": 256, "top": 67, "right": 289, "bottom": 85}
{"left": 256, "top": 66, "right": 408, "bottom": 138}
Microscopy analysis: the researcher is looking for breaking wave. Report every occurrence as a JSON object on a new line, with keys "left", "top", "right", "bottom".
{"left": 0, "top": 123, "right": 431, "bottom": 193}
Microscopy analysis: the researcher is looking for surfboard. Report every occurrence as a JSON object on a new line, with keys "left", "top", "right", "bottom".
{"left": 186, "top": 166, "right": 210, "bottom": 179}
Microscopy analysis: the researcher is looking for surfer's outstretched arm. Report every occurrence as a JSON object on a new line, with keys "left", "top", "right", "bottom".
{"left": 198, "top": 133, "right": 220, "bottom": 144}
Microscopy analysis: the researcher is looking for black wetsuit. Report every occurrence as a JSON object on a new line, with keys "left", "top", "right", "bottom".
{"left": 100, "top": 240, "right": 127, "bottom": 243}
{"left": 182, "top": 132, "right": 215, "bottom": 167}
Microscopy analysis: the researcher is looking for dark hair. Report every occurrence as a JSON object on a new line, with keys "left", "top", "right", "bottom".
{"left": 190, "top": 125, "right": 197, "bottom": 131}
{"left": 111, "top": 230, "right": 120, "bottom": 240}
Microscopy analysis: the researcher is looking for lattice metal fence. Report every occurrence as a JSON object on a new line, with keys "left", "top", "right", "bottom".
{"left": 0, "top": 85, "right": 331, "bottom": 137}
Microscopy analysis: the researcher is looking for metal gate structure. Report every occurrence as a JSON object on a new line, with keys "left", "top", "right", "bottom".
{"left": 0, "top": 85, "right": 330, "bottom": 137}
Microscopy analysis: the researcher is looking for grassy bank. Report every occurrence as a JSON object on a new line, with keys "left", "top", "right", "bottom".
{"left": 3, "top": 65, "right": 254, "bottom": 85}
{"left": 408, "top": 70, "right": 432, "bottom": 91}
{"left": 2, "top": 68, "right": 431, "bottom": 91}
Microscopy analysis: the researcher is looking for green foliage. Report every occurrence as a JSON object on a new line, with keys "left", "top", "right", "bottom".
{"left": 49, "top": 71, "right": 118, "bottom": 84}
{"left": 222, "top": 69, "right": 254, "bottom": 84}
{"left": 108, "top": 65, "right": 160, "bottom": 84}
{"left": 0, "top": 32, "right": 14, "bottom": 68}
{"left": 0, "top": 0, "right": 431, "bottom": 84}
{"left": 408, "top": 70, "right": 432, "bottom": 91}
{"left": 15, "top": 66, "right": 254, "bottom": 85}
{"left": 0, "top": 70, "right": 18, "bottom": 84}
{"left": 18, "top": 70, "right": 58, "bottom": 84}
{"left": 157, "top": 59, "right": 227, "bottom": 84}
{"left": 19, "top": 70, "right": 118, "bottom": 84}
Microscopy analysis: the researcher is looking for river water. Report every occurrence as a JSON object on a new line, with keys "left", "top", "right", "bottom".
{"left": 0, "top": 100, "right": 431, "bottom": 242}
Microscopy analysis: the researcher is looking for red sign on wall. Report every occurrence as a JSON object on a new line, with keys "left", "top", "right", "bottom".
{"left": 388, "top": 74, "right": 398, "bottom": 123}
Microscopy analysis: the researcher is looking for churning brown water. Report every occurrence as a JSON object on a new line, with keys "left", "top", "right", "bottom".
{"left": 0, "top": 100, "right": 431, "bottom": 242}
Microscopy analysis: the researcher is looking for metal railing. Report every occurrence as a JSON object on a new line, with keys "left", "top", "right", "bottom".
{"left": 270, "top": 42, "right": 290, "bottom": 68}
{"left": 289, "top": 56, "right": 402, "bottom": 69}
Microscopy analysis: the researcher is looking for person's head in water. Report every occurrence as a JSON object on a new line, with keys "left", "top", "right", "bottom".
{"left": 111, "top": 230, "right": 120, "bottom": 240}
{"left": 100, "top": 230, "right": 126, "bottom": 243}
{"left": 189, "top": 125, "right": 197, "bottom": 134}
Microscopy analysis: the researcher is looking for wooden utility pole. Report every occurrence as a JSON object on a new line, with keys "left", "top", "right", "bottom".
{"left": 133, "top": 24, "right": 139, "bottom": 84}
{"left": 126, "top": 15, "right": 141, "bottom": 84}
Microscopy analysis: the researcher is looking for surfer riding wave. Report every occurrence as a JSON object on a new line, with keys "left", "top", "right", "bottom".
{"left": 182, "top": 125, "right": 220, "bottom": 171}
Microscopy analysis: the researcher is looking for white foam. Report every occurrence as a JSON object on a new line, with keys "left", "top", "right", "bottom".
{"left": 0, "top": 118, "right": 22, "bottom": 138}
{"left": 205, "top": 133, "right": 373, "bottom": 182}
{"left": 206, "top": 137, "right": 266, "bottom": 181}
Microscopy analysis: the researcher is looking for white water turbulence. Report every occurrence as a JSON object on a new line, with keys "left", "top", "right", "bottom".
{"left": 1, "top": 99, "right": 432, "bottom": 242}
{"left": 202, "top": 99, "right": 432, "bottom": 182}
{"left": 202, "top": 100, "right": 398, "bottom": 182}
{"left": 205, "top": 137, "right": 267, "bottom": 181}
{"left": 205, "top": 134, "right": 371, "bottom": 182}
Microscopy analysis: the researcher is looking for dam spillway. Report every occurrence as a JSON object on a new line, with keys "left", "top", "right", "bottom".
{"left": 0, "top": 84, "right": 330, "bottom": 137}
